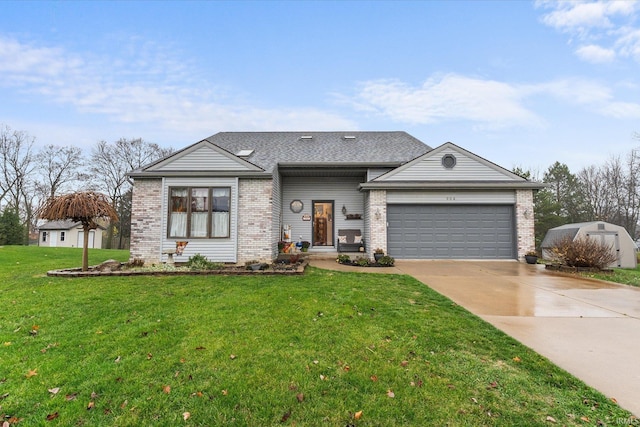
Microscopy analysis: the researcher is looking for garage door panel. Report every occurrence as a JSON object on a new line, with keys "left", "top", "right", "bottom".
{"left": 387, "top": 204, "right": 515, "bottom": 259}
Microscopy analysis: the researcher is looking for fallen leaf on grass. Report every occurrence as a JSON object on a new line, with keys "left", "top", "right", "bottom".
{"left": 120, "top": 399, "right": 128, "bottom": 409}
{"left": 487, "top": 381, "right": 498, "bottom": 389}
{"left": 370, "top": 375, "right": 378, "bottom": 382}
{"left": 610, "top": 397, "right": 618, "bottom": 404}
{"left": 25, "top": 369, "right": 37, "bottom": 378}
{"left": 87, "top": 401, "right": 95, "bottom": 410}
{"left": 4, "top": 342, "right": 11, "bottom": 346}
{"left": 147, "top": 353, "right": 153, "bottom": 360}
{"left": 546, "top": 415, "right": 556, "bottom": 423}
{"left": 65, "top": 393, "right": 77, "bottom": 401}
{"left": 45, "top": 412, "right": 59, "bottom": 421}
{"left": 296, "top": 393, "right": 304, "bottom": 402}
{"left": 280, "top": 410, "right": 291, "bottom": 423}
{"left": 114, "top": 356, "right": 121, "bottom": 363}
{"left": 387, "top": 390, "right": 395, "bottom": 398}
{"left": 48, "top": 387, "right": 60, "bottom": 395}
{"left": 229, "top": 354, "right": 236, "bottom": 360}
{"left": 400, "top": 360, "right": 409, "bottom": 367}
{"left": 183, "top": 412, "right": 191, "bottom": 420}
{"left": 0, "top": 393, "right": 9, "bottom": 400}
{"left": 580, "top": 416, "right": 590, "bottom": 422}
{"left": 221, "top": 390, "right": 228, "bottom": 396}
{"left": 163, "top": 385, "right": 171, "bottom": 394}
{"left": 91, "top": 391, "right": 98, "bottom": 399}
{"left": 195, "top": 346, "right": 206, "bottom": 350}
{"left": 354, "top": 410, "right": 363, "bottom": 420}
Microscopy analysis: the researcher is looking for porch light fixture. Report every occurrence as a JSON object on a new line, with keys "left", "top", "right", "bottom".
{"left": 375, "top": 208, "right": 381, "bottom": 220}
{"left": 342, "top": 205, "right": 347, "bottom": 215}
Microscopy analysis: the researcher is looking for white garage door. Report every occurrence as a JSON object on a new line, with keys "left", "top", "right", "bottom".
{"left": 387, "top": 204, "right": 515, "bottom": 259}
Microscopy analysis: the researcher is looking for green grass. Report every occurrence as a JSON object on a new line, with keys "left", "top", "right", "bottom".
{"left": 586, "top": 265, "right": 640, "bottom": 287}
{"left": 0, "top": 246, "right": 634, "bottom": 426}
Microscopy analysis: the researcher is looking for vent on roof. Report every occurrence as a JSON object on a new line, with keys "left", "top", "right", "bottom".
{"left": 343, "top": 135, "right": 356, "bottom": 140}
{"left": 299, "top": 135, "right": 313, "bottom": 140}
{"left": 236, "top": 149, "right": 254, "bottom": 157}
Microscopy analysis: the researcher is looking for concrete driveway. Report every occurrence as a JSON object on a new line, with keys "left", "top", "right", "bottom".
{"left": 393, "top": 260, "right": 640, "bottom": 417}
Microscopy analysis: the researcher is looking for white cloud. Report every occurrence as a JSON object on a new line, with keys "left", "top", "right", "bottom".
{"left": 537, "top": 0, "right": 640, "bottom": 63}
{"left": 343, "top": 74, "right": 640, "bottom": 128}
{"left": 344, "top": 74, "right": 543, "bottom": 130}
{"left": 575, "top": 44, "right": 616, "bottom": 63}
{"left": 0, "top": 36, "right": 355, "bottom": 139}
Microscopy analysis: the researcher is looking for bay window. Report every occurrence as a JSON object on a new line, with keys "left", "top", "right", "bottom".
{"left": 169, "top": 187, "right": 230, "bottom": 238}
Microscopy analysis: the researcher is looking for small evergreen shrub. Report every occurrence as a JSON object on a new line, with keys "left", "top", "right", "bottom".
{"left": 355, "top": 257, "right": 370, "bottom": 266}
{"left": 548, "top": 235, "right": 617, "bottom": 269}
{"left": 336, "top": 254, "right": 351, "bottom": 264}
{"left": 377, "top": 255, "right": 395, "bottom": 267}
{"left": 186, "top": 253, "right": 222, "bottom": 271}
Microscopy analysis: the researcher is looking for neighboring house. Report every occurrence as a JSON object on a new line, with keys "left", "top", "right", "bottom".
{"left": 38, "top": 220, "right": 104, "bottom": 249}
{"left": 541, "top": 221, "right": 637, "bottom": 268}
{"left": 128, "top": 131, "right": 543, "bottom": 264}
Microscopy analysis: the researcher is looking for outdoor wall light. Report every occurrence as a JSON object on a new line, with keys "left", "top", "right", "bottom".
{"left": 342, "top": 205, "right": 347, "bottom": 215}
{"left": 375, "top": 208, "right": 381, "bottom": 220}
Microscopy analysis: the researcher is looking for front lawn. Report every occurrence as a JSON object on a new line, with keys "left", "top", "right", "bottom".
{"left": 0, "top": 246, "right": 633, "bottom": 426}
{"left": 585, "top": 265, "right": 640, "bottom": 287}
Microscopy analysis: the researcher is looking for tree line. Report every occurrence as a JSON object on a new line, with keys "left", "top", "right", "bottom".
{"left": 518, "top": 133, "right": 640, "bottom": 248}
{"left": 0, "top": 124, "right": 173, "bottom": 247}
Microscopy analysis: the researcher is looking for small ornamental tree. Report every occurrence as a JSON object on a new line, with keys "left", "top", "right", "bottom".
{"left": 39, "top": 192, "right": 118, "bottom": 271}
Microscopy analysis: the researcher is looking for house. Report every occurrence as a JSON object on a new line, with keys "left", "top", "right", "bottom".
{"left": 38, "top": 220, "right": 104, "bottom": 249}
{"left": 128, "top": 131, "right": 543, "bottom": 264}
{"left": 541, "top": 221, "right": 637, "bottom": 268}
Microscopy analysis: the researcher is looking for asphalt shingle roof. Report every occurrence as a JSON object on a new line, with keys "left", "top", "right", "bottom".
{"left": 204, "top": 131, "right": 431, "bottom": 173}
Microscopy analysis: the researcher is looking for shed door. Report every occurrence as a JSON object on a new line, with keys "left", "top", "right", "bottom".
{"left": 387, "top": 204, "right": 515, "bottom": 259}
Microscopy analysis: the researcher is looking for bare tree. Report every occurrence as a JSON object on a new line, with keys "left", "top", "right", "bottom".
{"left": 577, "top": 164, "right": 614, "bottom": 222}
{"left": 0, "top": 125, "right": 36, "bottom": 244}
{"left": 89, "top": 138, "right": 172, "bottom": 248}
{"left": 35, "top": 144, "right": 86, "bottom": 199}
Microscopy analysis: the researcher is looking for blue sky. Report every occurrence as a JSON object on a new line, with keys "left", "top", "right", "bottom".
{"left": 1, "top": 1, "right": 639, "bottom": 174}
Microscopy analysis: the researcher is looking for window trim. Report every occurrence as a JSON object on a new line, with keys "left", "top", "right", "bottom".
{"left": 167, "top": 186, "right": 231, "bottom": 239}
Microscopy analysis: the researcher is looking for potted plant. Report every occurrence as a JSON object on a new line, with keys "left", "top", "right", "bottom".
{"left": 524, "top": 250, "right": 538, "bottom": 264}
{"left": 374, "top": 248, "right": 384, "bottom": 262}
{"left": 301, "top": 241, "right": 310, "bottom": 252}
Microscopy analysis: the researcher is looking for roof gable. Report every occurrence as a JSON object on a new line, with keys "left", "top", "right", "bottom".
{"left": 374, "top": 142, "right": 526, "bottom": 182}
{"left": 143, "top": 140, "right": 264, "bottom": 173}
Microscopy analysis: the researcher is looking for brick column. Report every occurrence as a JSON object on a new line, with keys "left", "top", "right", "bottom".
{"left": 237, "top": 179, "right": 273, "bottom": 263}
{"left": 130, "top": 178, "right": 163, "bottom": 264}
{"left": 368, "top": 189, "right": 387, "bottom": 256}
{"left": 515, "top": 189, "right": 535, "bottom": 260}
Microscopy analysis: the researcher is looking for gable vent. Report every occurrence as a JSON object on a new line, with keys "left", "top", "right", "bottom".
{"left": 236, "top": 149, "right": 254, "bottom": 157}
{"left": 300, "top": 135, "right": 313, "bottom": 140}
{"left": 343, "top": 135, "right": 356, "bottom": 140}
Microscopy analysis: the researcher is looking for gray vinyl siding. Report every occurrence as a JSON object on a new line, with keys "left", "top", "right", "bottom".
{"left": 155, "top": 145, "right": 254, "bottom": 172}
{"left": 382, "top": 147, "right": 512, "bottom": 181}
{"left": 387, "top": 190, "right": 516, "bottom": 204}
{"left": 272, "top": 170, "right": 282, "bottom": 256}
{"left": 161, "top": 177, "right": 238, "bottom": 263}
{"left": 281, "top": 176, "right": 365, "bottom": 247}
{"left": 367, "top": 168, "right": 393, "bottom": 181}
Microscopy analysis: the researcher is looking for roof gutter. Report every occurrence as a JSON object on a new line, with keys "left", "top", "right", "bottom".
{"left": 359, "top": 181, "right": 548, "bottom": 190}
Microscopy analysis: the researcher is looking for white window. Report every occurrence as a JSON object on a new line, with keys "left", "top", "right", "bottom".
{"left": 168, "top": 187, "right": 230, "bottom": 238}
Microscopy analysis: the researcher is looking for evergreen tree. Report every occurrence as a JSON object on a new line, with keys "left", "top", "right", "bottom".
{"left": 0, "top": 206, "right": 25, "bottom": 245}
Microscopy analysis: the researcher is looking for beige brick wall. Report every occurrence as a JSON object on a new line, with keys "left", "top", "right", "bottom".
{"left": 237, "top": 179, "right": 274, "bottom": 263}
{"left": 515, "top": 189, "right": 536, "bottom": 260}
{"left": 368, "top": 189, "right": 387, "bottom": 256}
{"left": 130, "top": 178, "right": 163, "bottom": 264}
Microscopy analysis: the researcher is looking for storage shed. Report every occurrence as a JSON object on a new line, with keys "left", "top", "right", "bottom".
{"left": 541, "top": 221, "right": 637, "bottom": 268}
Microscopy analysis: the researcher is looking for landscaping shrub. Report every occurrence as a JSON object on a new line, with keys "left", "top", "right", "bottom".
{"left": 336, "top": 254, "right": 351, "bottom": 264}
{"left": 548, "top": 235, "right": 618, "bottom": 269}
{"left": 354, "top": 256, "right": 370, "bottom": 266}
{"left": 377, "top": 255, "right": 395, "bottom": 266}
{"left": 186, "top": 253, "right": 223, "bottom": 270}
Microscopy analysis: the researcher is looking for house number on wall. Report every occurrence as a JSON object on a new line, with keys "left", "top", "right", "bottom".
{"left": 446, "top": 196, "right": 456, "bottom": 201}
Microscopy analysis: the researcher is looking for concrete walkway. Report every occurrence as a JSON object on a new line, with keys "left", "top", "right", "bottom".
{"left": 309, "top": 259, "right": 640, "bottom": 416}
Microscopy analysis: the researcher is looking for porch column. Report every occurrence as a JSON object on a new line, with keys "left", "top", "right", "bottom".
{"left": 515, "top": 189, "right": 536, "bottom": 259}
{"left": 368, "top": 189, "right": 387, "bottom": 256}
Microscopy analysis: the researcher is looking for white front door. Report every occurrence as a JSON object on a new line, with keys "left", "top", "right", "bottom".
{"left": 50, "top": 231, "right": 58, "bottom": 247}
